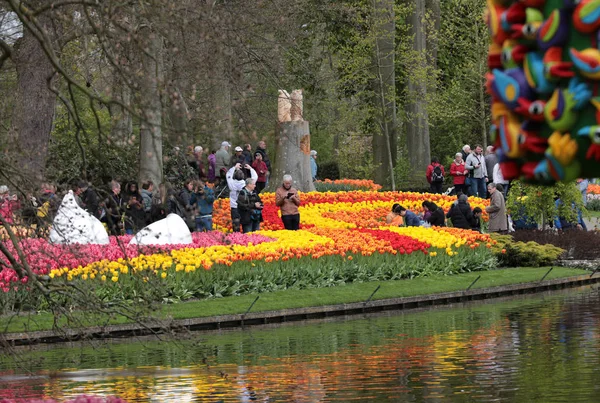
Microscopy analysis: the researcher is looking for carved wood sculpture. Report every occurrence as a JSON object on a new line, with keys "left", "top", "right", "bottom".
{"left": 272, "top": 89, "right": 315, "bottom": 192}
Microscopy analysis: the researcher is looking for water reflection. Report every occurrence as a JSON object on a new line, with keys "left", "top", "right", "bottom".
{"left": 3, "top": 286, "right": 600, "bottom": 402}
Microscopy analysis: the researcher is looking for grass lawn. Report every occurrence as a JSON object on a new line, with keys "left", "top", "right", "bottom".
{"left": 0, "top": 266, "right": 589, "bottom": 334}
{"left": 587, "top": 210, "right": 600, "bottom": 218}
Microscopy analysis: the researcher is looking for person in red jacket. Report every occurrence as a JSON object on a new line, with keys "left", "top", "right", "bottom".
{"left": 251, "top": 152, "right": 268, "bottom": 194}
{"left": 426, "top": 157, "right": 445, "bottom": 194}
{"left": 449, "top": 152, "right": 468, "bottom": 195}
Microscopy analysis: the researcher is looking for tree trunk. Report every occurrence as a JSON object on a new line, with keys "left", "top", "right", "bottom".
{"left": 209, "top": 43, "right": 233, "bottom": 145}
{"left": 405, "top": 0, "right": 431, "bottom": 175}
{"left": 168, "top": 82, "right": 189, "bottom": 149}
{"left": 270, "top": 121, "right": 315, "bottom": 193}
{"left": 425, "top": 0, "right": 441, "bottom": 68}
{"left": 11, "top": 12, "right": 57, "bottom": 183}
{"left": 109, "top": 77, "right": 132, "bottom": 145}
{"left": 371, "top": 0, "right": 397, "bottom": 188}
{"left": 138, "top": 26, "right": 163, "bottom": 185}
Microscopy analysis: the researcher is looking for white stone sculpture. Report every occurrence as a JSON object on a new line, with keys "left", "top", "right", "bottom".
{"left": 129, "top": 213, "right": 193, "bottom": 246}
{"left": 49, "top": 191, "right": 110, "bottom": 245}
{"left": 277, "top": 89, "right": 291, "bottom": 122}
{"left": 290, "top": 89, "right": 303, "bottom": 121}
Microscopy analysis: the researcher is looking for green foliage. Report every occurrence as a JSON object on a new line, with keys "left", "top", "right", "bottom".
{"left": 318, "top": 161, "right": 340, "bottom": 180}
{"left": 46, "top": 98, "right": 138, "bottom": 185}
{"left": 506, "top": 180, "right": 585, "bottom": 227}
{"left": 394, "top": 156, "right": 429, "bottom": 191}
{"left": 429, "top": 0, "right": 490, "bottom": 160}
{"left": 163, "top": 147, "right": 197, "bottom": 188}
{"left": 491, "top": 234, "right": 565, "bottom": 267}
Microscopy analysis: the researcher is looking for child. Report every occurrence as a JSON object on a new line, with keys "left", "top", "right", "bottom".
{"left": 471, "top": 207, "right": 482, "bottom": 233}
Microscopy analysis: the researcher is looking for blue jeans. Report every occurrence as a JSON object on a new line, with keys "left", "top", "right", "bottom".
{"left": 470, "top": 177, "right": 487, "bottom": 199}
{"left": 195, "top": 215, "right": 213, "bottom": 232}
{"left": 242, "top": 220, "right": 260, "bottom": 233}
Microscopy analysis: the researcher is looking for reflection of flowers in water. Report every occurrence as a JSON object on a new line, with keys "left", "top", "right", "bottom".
{"left": 0, "top": 395, "right": 126, "bottom": 402}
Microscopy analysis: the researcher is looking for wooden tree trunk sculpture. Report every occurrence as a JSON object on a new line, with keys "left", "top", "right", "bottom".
{"left": 270, "top": 90, "right": 316, "bottom": 192}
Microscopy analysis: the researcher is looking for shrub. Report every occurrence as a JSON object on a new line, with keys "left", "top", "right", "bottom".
{"left": 586, "top": 198, "right": 600, "bottom": 212}
{"left": 318, "top": 161, "right": 340, "bottom": 180}
{"left": 491, "top": 234, "right": 565, "bottom": 267}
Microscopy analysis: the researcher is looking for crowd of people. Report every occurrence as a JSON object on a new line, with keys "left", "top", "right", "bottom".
{"left": 0, "top": 140, "right": 304, "bottom": 236}
{"left": 385, "top": 182, "right": 503, "bottom": 233}
{"left": 0, "top": 140, "right": 593, "bottom": 237}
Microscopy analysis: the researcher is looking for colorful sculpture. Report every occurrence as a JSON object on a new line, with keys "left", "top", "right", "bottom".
{"left": 573, "top": 0, "right": 600, "bottom": 33}
{"left": 486, "top": 0, "right": 600, "bottom": 183}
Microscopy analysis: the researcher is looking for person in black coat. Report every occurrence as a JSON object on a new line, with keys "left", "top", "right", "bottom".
{"left": 74, "top": 180, "right": 101, "bottom": 219}
{"left": 446, "top": 194, "right": 473, "bottom": 229}
{"left": 237, "top": 178, "right": 263, "bottom": 233}
{"left": 123, "top": 181, "right": 146, "bottom": 234}
{"left": 422, "top": 201, "right": 446, "bottom": 227}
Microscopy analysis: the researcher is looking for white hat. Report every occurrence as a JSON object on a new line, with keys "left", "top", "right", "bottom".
{"left": 221, "top": 141, "right": 231, "bottom": 148}
{"left": 194, "top": 146, "right": 203, "bottom": 153}
{"left": 0, "top": 185, "right": 8, "bottom": 194}
{"left": 310, "top": 150, "right": 317, "bottom": 156}
{"left": 235, "top": 146, "right": 243, "bottom": 152}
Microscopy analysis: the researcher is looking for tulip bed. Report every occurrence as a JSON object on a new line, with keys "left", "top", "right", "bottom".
{"left": 1, "top": 191, "right": 496, "bottom": 310}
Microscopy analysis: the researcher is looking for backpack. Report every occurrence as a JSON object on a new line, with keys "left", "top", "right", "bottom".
{"left": 432, "top": 165, "right": 444, "bottom": 183}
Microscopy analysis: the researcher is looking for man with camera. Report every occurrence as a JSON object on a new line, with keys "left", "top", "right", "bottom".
{"left": 226, "top": 163, "right": 257, "bottom": 232}
{"left": 192, "top": 179, "right": 215, "bottom": 232}
{"left": 275, "top": 174, "right": 301, "bottom": 230}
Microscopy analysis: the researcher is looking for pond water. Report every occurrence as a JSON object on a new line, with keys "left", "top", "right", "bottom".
{"left": 3, "top": 286, "right": 600, "bottom": 402}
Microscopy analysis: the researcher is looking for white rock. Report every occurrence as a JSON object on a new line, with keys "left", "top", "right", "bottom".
{"left": 49, "top": 191, "right": 109, "bottom": 245}
{"left": 129, "top": 213, "right": 192, "bottom": 246}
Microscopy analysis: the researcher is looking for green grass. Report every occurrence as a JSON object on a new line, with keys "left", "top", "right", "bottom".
{"left": 0, "top": 267, "right": 589, "bottom": 334}
{"left": 587, "top": 210, "right": 600, "bottom": 218}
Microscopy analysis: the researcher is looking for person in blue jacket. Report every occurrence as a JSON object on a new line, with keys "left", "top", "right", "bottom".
{"left": 397, "top": 205, "right": 421, "bottom": 227}
{"left": 554, "top": 198, "right": 586, "bottom": 231}
{"left": 192, "top": 179, "right": 215, "bottom": 232}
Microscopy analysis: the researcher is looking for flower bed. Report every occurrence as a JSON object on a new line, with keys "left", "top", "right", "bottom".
{"left": 589, "top": 184, "right": 600, "bottom": 195}
{"left": 1, "top": 191, "right": 495, "bottom": 307}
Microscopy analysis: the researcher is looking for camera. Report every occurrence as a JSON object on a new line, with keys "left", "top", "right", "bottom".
{"left": 286, "top": 192, "right": 294, "bottom": 199}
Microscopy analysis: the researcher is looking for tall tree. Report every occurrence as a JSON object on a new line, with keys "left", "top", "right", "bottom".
{"left": 404, "top": 0, "right": 431, "bottom": 175}
{"left": 9, "top": 0, "right": 58, "bottom": 182}
{"left": 371, "top": 0, "right": 396, "bottom": 189}
{"left": 138, "top": 25, "right": 163, "bottom": 185}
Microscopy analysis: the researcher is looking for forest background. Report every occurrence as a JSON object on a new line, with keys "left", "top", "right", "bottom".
{"left": 0, "top": 0, "right": 489, "bottom": 191}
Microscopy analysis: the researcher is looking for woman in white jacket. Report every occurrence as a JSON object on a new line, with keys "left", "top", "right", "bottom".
{"left": 492, "top": 163, "right": 510, "bottom": 197}
{"left": 226, "top": 163, "right": 257, "bottom": 232}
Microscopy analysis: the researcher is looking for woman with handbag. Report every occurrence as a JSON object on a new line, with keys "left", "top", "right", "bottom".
{"left": 450, "top": 153, "right": 468, "bottom": 195}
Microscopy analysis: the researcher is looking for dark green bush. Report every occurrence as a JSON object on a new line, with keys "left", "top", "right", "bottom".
{"left": 318, "top": 161, "right": 340, "bottom": 180}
